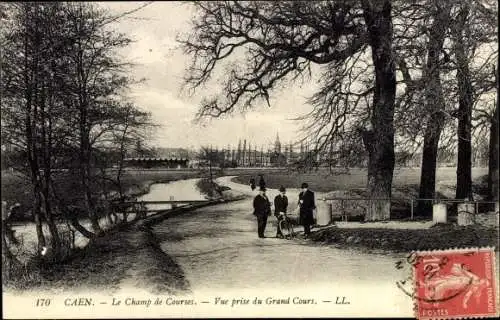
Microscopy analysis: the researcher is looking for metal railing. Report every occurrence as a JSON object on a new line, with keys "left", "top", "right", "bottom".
{"left": 104, "top": 196, "right": 212, "bottom": 215}
{"left": 117, "top": 200, "right": 211, "bottom": 205}
{"left": 320, "top": 197, "right": 499, "bottom": 221}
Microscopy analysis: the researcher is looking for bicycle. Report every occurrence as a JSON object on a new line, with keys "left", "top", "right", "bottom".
{"left": 278, "top": 212, "right": 295, "bottom": 239}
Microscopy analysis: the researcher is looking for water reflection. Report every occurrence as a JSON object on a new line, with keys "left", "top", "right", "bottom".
{"left": 138, "top": 178, "right": 206, "bottom": 212}
{"left": 11, "top": 178, "right": 207, "bottom": 260}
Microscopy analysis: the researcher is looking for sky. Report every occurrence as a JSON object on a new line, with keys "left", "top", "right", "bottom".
{"left": 99, "top": 2, "right": 318, "bottom": 150}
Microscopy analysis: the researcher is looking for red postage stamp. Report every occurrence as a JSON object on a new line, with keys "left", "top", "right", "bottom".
{"left": 412, "top": 247, "right": 498, "bottom": 320}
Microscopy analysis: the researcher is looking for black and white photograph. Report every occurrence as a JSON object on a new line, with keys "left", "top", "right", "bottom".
{"left": 1, "top": 1, "right": 499, "bottom": 318}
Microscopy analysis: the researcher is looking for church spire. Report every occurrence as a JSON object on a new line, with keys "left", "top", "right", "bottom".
{"left": 274, "top": 132, "right": 281, "bottom": 154}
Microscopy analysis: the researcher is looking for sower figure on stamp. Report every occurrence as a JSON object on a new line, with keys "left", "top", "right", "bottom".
{"left": 298, "top": 182, "right": 316, "bottom": 238}
{"left": 274, "top": 186, "right": 288, "bottom": 238}
{"left": 253, "top": 186, "right": 271, "bottom": 238}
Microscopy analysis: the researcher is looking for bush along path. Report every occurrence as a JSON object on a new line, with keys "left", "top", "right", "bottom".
{"left": 309, "top": 223, "right": 499, "bottom": 253}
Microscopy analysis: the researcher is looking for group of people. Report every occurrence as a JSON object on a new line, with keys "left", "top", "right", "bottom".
{"left": 249, "top": 174, "right": 265, "bottom": 191}
{"left": 251, "top": 175, "right": 315, "bottom": 239}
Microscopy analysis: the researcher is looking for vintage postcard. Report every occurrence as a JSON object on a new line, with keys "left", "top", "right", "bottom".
{"left": 1, "top": 1, "right": 499, "bottom": 319}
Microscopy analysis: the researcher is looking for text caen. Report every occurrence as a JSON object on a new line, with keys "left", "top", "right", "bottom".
{"left": 64, "top": 298, "right": 93, "bottom": 306}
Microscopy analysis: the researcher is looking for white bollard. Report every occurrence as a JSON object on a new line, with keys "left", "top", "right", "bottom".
{"left": 170, "top": 196, "right": 177, "bottom": 209}
{"left": 457, "top": 202, "right": 474, "bottom": 226}
{"left": 316, "top": 199, "right": 332, "bottom": 226}
{"left": 433, "top": 203, "right": 447, "bottom": 224}
{"left": 1, "top": 201, "right": 7, "bottom": 221}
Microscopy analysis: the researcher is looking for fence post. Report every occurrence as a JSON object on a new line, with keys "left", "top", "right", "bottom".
{"left": 410, "top": 198, "right": 414, "bottom": 220}
{"left": 367, "top": 199, "right": 371, "bottom": 221}
{"left": 340, "top": 199, "right": 344, "bottom": 222}
{"left": 475, "top": 201, "right": 478, "bottom": 223}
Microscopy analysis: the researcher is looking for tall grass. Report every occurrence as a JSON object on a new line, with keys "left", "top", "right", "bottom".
{"left": 195, "top": 178, "right": 225, "bottom": 199}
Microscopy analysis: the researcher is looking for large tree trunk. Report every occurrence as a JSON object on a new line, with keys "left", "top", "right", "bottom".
{"left": 41, "top": 187, "right": 62, "bottom": 258}
{"left": 417, "top": 1, "right": 451, "bottom": 216}
{"left": 39, "top": 75, "right": 63, "bottom": 258}
{"left": 28, "top": 143, "right": 47, "bottom": 252}
{"left": 454, "top": 5, "right": 474, "bottom": 201}
{"left": 2, "top": 216, "right": 22, "bottom": 279}
{"left": 69, "top": 217, "right": 96, "bottom": 239}
{"left": 33, "top": 196, "right": 46, "bottom": 251}
{"left": 76, "top": 34, "right": 103, "bottom": 235}
{"left": 78, "top": 100, "right": 102, "bottom": 234}
{"left": 362, "top": 0, "right": 396, "bottom": 221}
{"left": 26, "top": 89, "right": 47, "bottom": 252}
{"left": 418, "top": 117, "right": 445, "bottom": 216}
{"left": 23, "top": 8, "right": 46, "bottom": 252}
{"left": 82, "top": 145, "right": 102, "bottom": 234}
{"left": 487, "top": 104, "right": 499, "bottom": 201}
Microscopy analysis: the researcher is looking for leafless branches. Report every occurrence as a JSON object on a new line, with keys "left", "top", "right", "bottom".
{"left": 180, "top": 1, "right": 368, "bottom": 118}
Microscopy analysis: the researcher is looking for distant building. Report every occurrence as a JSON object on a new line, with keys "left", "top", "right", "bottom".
{"left": 123, "top": 157, "right": 189, "bottom": 169}
{"left": 124, "top": 147, "right": 190, "bottom": 168}
{"left": 274, "top": 133, "right": 281, "bottom": 154}
{"left": 153, "top": 147, "right": 189, "bottom": 159}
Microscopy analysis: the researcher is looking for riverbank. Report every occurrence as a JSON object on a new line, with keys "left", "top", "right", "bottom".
{"left": 3, "top": 179, "right": 245, "bottom": 293}
{"left": 3, "top": 171, "right": 205, "bottom": 275}
{"left": 0, "top": 169, "right": 203, "bottom": 221}
{"left": 3, "top": 223, "right": 190, "bottom": 294}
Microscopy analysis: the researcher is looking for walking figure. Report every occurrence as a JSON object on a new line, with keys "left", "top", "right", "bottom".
{"left": 298, "top": 182, "right": 316, "bottom": 238}
{"left": 258, "top": 174, "right": 266, "bottom": 189}
{"left": 253, "top": 186, "right": 271, "bottom": 238}
{"left": 249, "top": 178, "right": 256, "bottom": 191}
{"left": 274, "top": 186, "right": 288, "bottom": 238}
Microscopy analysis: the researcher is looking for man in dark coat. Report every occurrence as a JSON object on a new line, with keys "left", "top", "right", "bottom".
{"left": 274, "top": 186, "right": 288, "bottom": 238}
{"left": 253, "top": 186, "right": 271, "bottom": 238}
{"left": 249, "top": 178, "right": 256, "bottom": 191}
{"left": 298, "top": 182, "right": 316, "bottom": 237}
{"left": 258, "top": 174, "right": 266, "bottom": 189}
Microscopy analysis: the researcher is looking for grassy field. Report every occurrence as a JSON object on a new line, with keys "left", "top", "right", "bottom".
{"left": 2, "top": 166, "right": 489, "bottom": 221}
{"left": 233, "top": 167, "right": 489, "bottom": 194}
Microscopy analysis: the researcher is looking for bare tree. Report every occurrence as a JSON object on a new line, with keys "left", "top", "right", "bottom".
{"left": 452, "top": 3, "right": 474, "bottom": 200}
{"left": 59, "top": 3, "right": 134, "bottom": 234}
{"left": 197, "top": 146, "right": 222, "bottom": 183}
{"left": 416, "top": 0, "right": 452, "bottom": 215}
{"left": 1, "top": 3, "right": 66, "bottom": 255}
{"left": 452, "top": 1, "right": 497, "bottom": 200}
{"left": 384, "top": 0, "right": 496, "bottom": 214}
{"left": 180, "top": 1, "right": 397, "bottom": 220}
{"left": 93, "top": 102, "right": 154, "bottom": 200}
{"left": 1, "top": 2, "right": 153, "bottom": 256}
{"left": 487, "top": 103, "right": 498, "bottom": 201}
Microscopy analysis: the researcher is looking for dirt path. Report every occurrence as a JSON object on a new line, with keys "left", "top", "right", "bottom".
{"left": 151, "top": 176, "right": 414, "bottom": 316}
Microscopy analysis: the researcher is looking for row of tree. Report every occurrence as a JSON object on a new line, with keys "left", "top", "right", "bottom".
{"left": 180, "top": 0, "right": 498, "bottom": 220}
{"left": 1, "top": 3, "right": 152, "bottom": 260}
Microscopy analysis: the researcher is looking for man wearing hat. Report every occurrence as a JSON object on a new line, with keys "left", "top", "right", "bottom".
{"left": 298, "top": 182, "right": 316, "bottom": 237}
{"left": 253, "top": 186, "right": 271, "bottom": 238}
{"left": 258, "top": 174, "right": 266, "bottom": 189}
{"left": 274, "top": 186, "right": 288, "bottom": 238}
